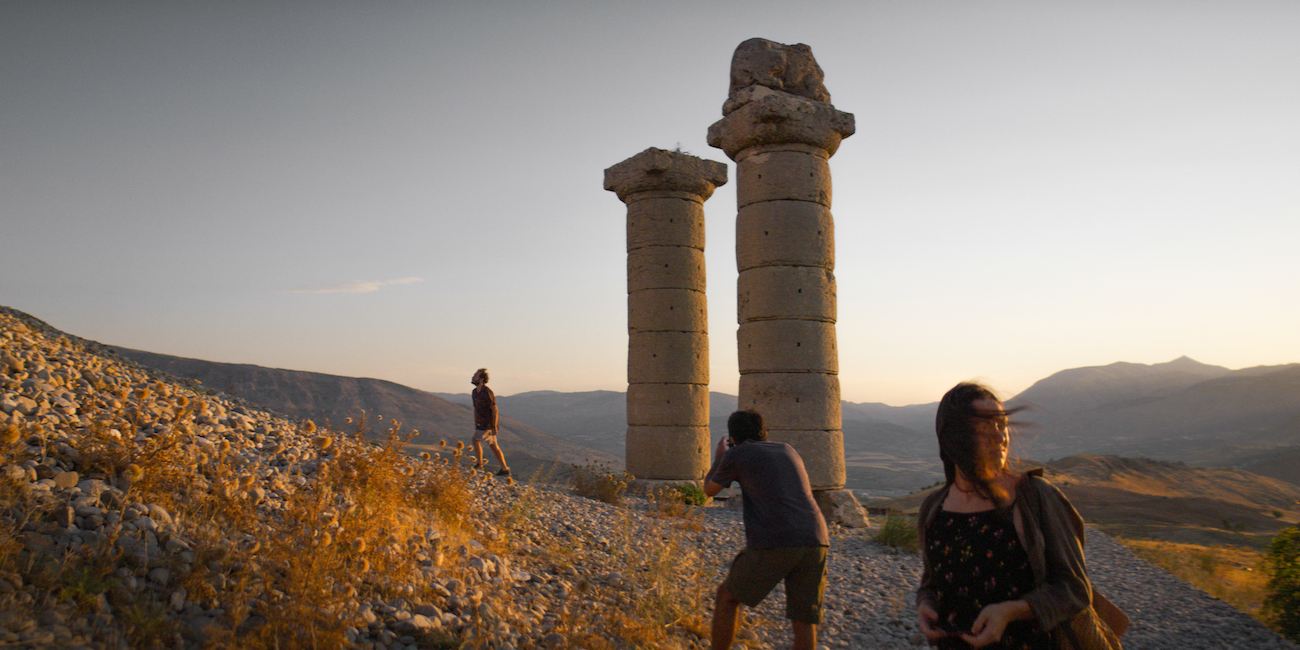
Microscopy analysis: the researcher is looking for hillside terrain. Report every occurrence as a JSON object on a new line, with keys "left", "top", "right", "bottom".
{"left": 1007, "top": 357, "right": 1300, "bottom": 483}
{"left": 4, "top": 305, "right": 1298, "bottom": 648}
{"left": 111, "top": 348, "right": 617, "bottom": 479}
{"left": 871, "top": 455, "right": 1300, "bottom": 549}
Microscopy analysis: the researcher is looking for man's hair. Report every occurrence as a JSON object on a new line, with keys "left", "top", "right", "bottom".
{"left": 727, "top": 410, "right": 767, "bottom": 444}
{"left": 475, "top": 368, "right": 489, "bottom": 383}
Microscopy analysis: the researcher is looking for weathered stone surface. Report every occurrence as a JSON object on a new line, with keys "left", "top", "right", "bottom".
{"left": 604, "top": 147, "right": 728, "bottom": 203}
{"left": 625, "top": 426, "right": 710, "bottom": 480}
{"left": 627, "top": 246, "right": 706, "bottom": 293}
{"left": 738, "top": 266, "right": 835, "bottom": 324}
{"left": 626, "top": 197, "right": 705, "bottom": 251}
{"left": 736, "top": 201, "right": 835, "bottom": 271}
{"left": 627, "top": 383, "right": 710, "bottom": 427}
{"left": 726, "top": 38, "right": 830, "bottom": 107}
{"left": 737, "top": 373, "right": 841, "bottom": 430}
{"left": 814, "top": 488, "right": 868, "bottom": 528}
{"left": 708, "top": 91, "right": 855, "bottom": 160}
{"left": 765, "top": 428, "right": 846, "bottom": 490}
{"left": 53, "top": 471, "right": 79, "bottom": 490}
{"left": 628, "top": 288, "right": 707, "bottom": 333}
{"left": 737, "top": 321, "right": 837, "bottom": 374}
{"left": 628, "top": 332, "right": 708, "bottom": 384}
{"left": 735, "top": 146, "right": 831, "bottom": 208}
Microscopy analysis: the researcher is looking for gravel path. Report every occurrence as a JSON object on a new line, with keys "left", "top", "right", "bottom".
{"left": 564, "top": 490, "right": 1299, "bottom": 650}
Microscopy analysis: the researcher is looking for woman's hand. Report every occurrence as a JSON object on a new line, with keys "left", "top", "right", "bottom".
{"left": 916, "top": 602, "right": 949, "bottom": 642}
{"left": 960, "top": 600, "right": 1033, "bottom": 648}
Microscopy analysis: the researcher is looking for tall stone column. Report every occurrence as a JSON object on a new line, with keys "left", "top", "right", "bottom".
{"left": 709, "top": 39, "right": 865, "bottom": 525}
{"left": 604, "top": 148, "right": 728, "bottom": 483}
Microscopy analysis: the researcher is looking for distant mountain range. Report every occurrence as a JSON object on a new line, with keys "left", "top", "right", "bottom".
{"left": 113, "top": 344, "right": 1300, "bottom": 498}
{"left": 1007, "top": 357, "right": 1300, "bottom": 482}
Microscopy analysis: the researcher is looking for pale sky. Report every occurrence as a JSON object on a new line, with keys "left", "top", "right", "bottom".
{"left": 3, "top": 1, "right": 1297, "bottom": 406}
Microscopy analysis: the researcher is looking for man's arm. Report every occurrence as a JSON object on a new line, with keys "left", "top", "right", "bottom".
{"left": 703, "top": 436, "right": 729, "bottom": 497}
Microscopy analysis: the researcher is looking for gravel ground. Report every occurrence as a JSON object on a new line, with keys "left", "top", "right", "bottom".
{"left": 586, "top": 491, "right": 1299, "bottom": 650}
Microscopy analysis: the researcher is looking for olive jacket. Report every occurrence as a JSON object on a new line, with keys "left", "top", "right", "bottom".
{"left": 915, "top": 469, "right": 1092, "bottom": 632}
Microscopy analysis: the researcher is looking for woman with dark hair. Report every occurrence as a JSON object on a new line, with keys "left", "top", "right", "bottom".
{"left": 914, "top": 382, "right": 1119, "bottom": 649}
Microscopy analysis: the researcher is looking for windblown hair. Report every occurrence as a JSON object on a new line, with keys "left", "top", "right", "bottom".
{"left": 935, "top": 382, "right": 1023, "bottom": 507}
{"left": 475, "top": 368, "right": 489, "bottom": 383}
{"left": 727, "top": 410, "right": 768, "bottom": 444}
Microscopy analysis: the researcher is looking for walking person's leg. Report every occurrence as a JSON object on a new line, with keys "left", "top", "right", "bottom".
{"left": 488, "top": 436, "right": 509, "bottom": 474}
{"left": 711, "top": 586, "right": 741, "bottom": 650}
{"left": 471, "top": 430, "right": 487, "bottom": 468}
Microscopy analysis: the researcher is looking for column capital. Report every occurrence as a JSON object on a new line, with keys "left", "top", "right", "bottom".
{"left": 707, "top": 88, "right": 855, "bottom": 160}
{"left": 604, "top": 148, "right": 729, "bottom": 203}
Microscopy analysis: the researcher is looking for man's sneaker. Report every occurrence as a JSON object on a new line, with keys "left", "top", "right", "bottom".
{"left": 472, "top": 461, "right": 485, "bottom": 470}
{"left": 495, "top": 468, "right": 511, "bottom": 477}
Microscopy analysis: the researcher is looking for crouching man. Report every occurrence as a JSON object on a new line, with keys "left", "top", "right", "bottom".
{"left": 704, "top": 410, "right": 830, "bottom": 650}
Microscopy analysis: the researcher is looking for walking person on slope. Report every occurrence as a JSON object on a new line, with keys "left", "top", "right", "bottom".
{"left": 704, "top": 410, "right": 830, "bottom": 650}
{"left": 470, "top": 368, "right": 510, "bottom": 477}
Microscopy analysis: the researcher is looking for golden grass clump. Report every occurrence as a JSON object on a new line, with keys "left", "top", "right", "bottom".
{"left": 569, "top": 460, "right": 632, "bottom": 505}
{"left": 1120, "top": 538, "right": 1270, "bottom": 628}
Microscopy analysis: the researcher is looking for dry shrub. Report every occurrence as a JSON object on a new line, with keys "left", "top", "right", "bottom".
{"left": 570, "top": 461, "right": 632, "bottom": 505}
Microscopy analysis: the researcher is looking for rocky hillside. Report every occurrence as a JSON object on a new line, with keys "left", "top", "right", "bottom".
{"left": 0, "top": 306, "right": 712, "bottom": 648}
{"left": 111, "top": 347, "right": 618, "bottom": 479}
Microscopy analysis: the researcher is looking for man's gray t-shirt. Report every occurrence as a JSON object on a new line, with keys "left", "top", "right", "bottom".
{"left": 707, "top": 441, "right": 829, "bottom": 549}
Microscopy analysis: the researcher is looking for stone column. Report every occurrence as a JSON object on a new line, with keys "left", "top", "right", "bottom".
{"left": 708, "top": 39, "right": 865, "bottom": 525}
{"left": 604, "top": 148, "right": 728, "bottom": 483}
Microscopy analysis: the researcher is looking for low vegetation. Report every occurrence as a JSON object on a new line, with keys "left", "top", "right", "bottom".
{"left": 569, "top": 460, "right": 633, "bottom": 505}
{"left": 1118, "top": 539, "right": 1270, "bottom": 632}
{"left": 871, "top": 511, "right": 919, "bottom": 553}
{"left": 1262, "top": 526, "right": 1300, "bottom": 643}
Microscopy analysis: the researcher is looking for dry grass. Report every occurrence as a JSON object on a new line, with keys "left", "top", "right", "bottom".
{"left": 1118, "top": 538, "right": 1272, "bottom": 629}
{"left": 570, "top": 460, "right": 633, "bottom": 505}
{"left": 0, "top": 361, "right": 482, "bottom": 648}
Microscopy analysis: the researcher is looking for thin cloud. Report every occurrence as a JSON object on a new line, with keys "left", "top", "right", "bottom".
{"left": 286, "top": 277, "right": 424, "bottom": 295}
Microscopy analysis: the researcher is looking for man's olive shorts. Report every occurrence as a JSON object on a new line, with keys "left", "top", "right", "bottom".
{"left": 721, "top": 545, "right": 828, "bottom": 624}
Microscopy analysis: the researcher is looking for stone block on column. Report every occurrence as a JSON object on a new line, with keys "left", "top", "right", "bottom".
{"left": 736, "top": 201, "right": 834, "bottom": 272}
{"left": 625, "top": 425, "right": 711, "bottom": 480}
{"left": 735, "top": 146, "right": 832, "bottom": 208}
{"left": 604, "top": 147, "right": 729, "bottom": 203}
{"left": 628, "top": 246, "right": 706, "bottom": 293}
{"left": 627, "top": 383, "right": 710, "bottom": 427}
{"left": 627, "top": 197, "right": 706, "bottom": 250}
{"left": 628, "top": 288, "right": 707, "bottom": 333}
{"left": 765, "top": 428, "right": 845, "bottom": 490}
{"left": 629, "top": 331, "right": 709, "bottom": 384}
{"left": 738, "top": 266, "right": 835, "bottom": 324}
{"left": 738, "top": 373, "right": 841, "bottom": 430}
{"left": 737, "top": 320, "right": 837, "bottom": 374}
{"left": 707, "top": 90, "right": 855, "bottom": 160}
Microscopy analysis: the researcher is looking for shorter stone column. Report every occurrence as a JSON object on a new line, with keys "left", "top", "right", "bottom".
{"left": 605, "top": 148, "right": 728, "bottom": 485}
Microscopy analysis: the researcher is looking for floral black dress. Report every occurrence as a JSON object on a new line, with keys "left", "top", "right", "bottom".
{"left": 925, "top": 507, "right": 1052, "bottom": 650}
